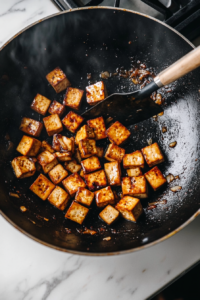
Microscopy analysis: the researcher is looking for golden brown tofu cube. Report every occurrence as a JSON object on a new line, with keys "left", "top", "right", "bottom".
{"left": 141, "top": 142, "right": 164, "bottom": 167}
{"left": 63, "top": 87, "right": 84, "bottom": 110}
{"left": 106, "top": 121, "right": 131, "bottom": 146}
{"left": 31, "top": 94, "right": 51, "bottom": 116}
{"left": 75, "top": 125, "right": 95, "bottom": 145}
{"left": 86, "top": 81, "right": 107, "bottom": 105}
{"left": 48, "top": 186, "right": 70, "bottom": 210}
{"left": 115, "top": 196, "right": 143, "bottom": 222}
{"left": 74, "top": 147, "right": 82, "bottom": 163}
{"left": 94, "top": 186, "right": 115, "bottom": 208}
{"left": 123, "top": 150, "right": 145, "bottom": 169}
{"left": 19, "top": 117, "right": 43, "bottom": 137}
{"left": 63, "top": 136, "right": 75, "bottom": 154}
{"left": 99, "top": 205, "right": 119, "bottom": 225}
{"left": 52, "top": 134, "right": 74, "bottom": 154}
{"left": 65, "top": 201, "right": 89, "bottom": 225}
{"left": 127, "top": 167, "right": 143, "bottom": 177}
{"left": 55, "top": 152, "right": 72, "bottom": 162}
{"left": 62, "top": 172, "right": 86, "bottom": 196}
{"left": 104, "top": 161, "right": 121, "bottom": 186}
{"left": 30, "top": 174, "right": 55, "bottom": 201}
{"left": 75, "top": 187, "right": 94, "bottom": 207}
{"left": 11, "top": 156, "right": 36, "bottom": 179}
{"left": 64, "top": 159, "right": 82, "bottom": 173}
{"left": 48, "top": 164, "right": 68, "bottom": 184}
{"left": 43, "top": 114, "right": 63, "bottom": 136}
{"left": 40, "top": 141, "right": 55, "bottom": 153}
{"left": 46, "top": 67, "right": 71, "bottom": 93}
{"left": 87, "top": 116, "right": 107, "bottom": 140}
{"left": 62, "top": 111, "right": 84, "bottom": 134}
{"left": 122, "top": 176, "right": 148, "bottom": 198}
{"left": 48, "top": 100, "right": 66, "bottom": 117}
{"left": 81, "top": 156, "right": 101, "bottom": 174}
{"left": 104, "top": 143, "right": 125, "bottom": 162}
{"left": 79, "top": 169, "right": 84, "bottom": 178}
{"left": 145, "top": 166, "right": 167, "bottom": 191}
{"left": 78, "top": 139, "right": 97, "bottom": 159}
{"left": 16, "top": 135, "right": 41, "bottom": 156}
{"left": 84, "top": 169, "right": 107, "bottom": 191}
{"left": 96, "top": 146, "right": 104, "bottom": 158}
{"left": 37, "top": 150, "right": 58, "bottom": 173}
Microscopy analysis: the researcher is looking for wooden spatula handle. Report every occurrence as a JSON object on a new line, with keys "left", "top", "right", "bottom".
{"left": 154, "top": 46, "right": 200, "bottom": 87}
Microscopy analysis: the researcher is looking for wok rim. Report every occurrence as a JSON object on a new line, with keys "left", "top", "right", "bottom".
{"left": 0, "top": 6, "right": 199, "bottom": 256}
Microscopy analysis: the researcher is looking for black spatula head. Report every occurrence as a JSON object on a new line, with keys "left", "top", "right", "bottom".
{"left": 82, "top": 93, "right": 163, "bottom": 126}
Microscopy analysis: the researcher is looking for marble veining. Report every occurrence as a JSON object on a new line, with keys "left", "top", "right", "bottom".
{"left": 0, "top": 1, "right": 200, "bottom": 300}
{"left": 1, "top": 214, "right": 200, "bottom": 300}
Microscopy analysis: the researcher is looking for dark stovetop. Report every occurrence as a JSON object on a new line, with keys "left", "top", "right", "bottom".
{"left": 52, "top": 0, "right": 200, "bottom": 41}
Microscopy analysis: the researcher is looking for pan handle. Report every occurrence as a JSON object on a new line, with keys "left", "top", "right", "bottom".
{"left": 154, "top": 46, "right": 200, "bottom": 87}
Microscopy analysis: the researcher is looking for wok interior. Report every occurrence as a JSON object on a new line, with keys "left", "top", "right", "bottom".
{"left": 0, "top": 8, "right": 200, "bottom": 254}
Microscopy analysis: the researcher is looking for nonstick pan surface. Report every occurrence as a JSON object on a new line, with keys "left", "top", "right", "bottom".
{"left": 0, "top": 7, "right": 200, "bottom": 255}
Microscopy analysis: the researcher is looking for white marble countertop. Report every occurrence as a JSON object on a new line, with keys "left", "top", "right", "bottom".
{"left": 1, "top": 1, "right": 200, "bottom": 300}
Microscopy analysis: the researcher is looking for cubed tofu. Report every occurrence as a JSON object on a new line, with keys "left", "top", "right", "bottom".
{"left": 40, "top": 141, "right": 55, "bottom": 153}
{"left": 62, "top": 172, "right": 86, "bottom": 196}
{"left": 106, "top": 121, "right": 131, "bottom": 145}
{"left": 99, "top": 205, "right": 119, "bottom": 225}
{"left": 55, "top": 152, "right": 72, "bottom": 162}
{"left": 63, "top": 87, "right": 84, "bottom": 110}
{"left": 64, "top": 159, "right": 82, "bottom": 173}
{"left": 123, "top": 150, "right": 145, "bottom": 169}
{"left": 79, "top": 169, "right": 84, "bottom": 178}
{"left": 96, "top": 146, "right": 104, "bottom": 158}
{"left": 127, "top": 167, "right": 143, "bottom": 177}
{"left": 62, "top": 111, "right": 84, "bottom": 133}
{"left": 104, "top": 143, "right": 125, "bottom": 162}
{"left": 37, "top": 150, "right": 58, "bottom": 173}
{"left": 30, "top": 173, "right": 55, "bottom": 200}
{"left": 141, "top": 142, "right": 164, "bottom": 167}
{"left": 48, "top": 186, "right": 70, "bottom": 210}
{"left": 43, "top": 114, "right": 63, "bottom": 136}
{"left": 48, "top": 100, "right": 66, "bottom": 117}
{"left": 19, "top": 117, "right": 43, "bottom": 137}
{"left": 78, "top": 139, "right": 97, "bottom": 159}
{"left": 16, "top": 135, "right": 41, "bottom": 156}
{"left": 75, "top": 125, "right": 95, "bottom": 145}
{"left": 144, "top": 166, "right": 166, "bottom": 191}
{"left": 75, "top": 187, "right": 94, "bottom": 207}
{"left": 65, "top": 201, "right": 89, "bottom": 225}
{"left": 62, "top": 136, "right": 75, "bottom": 154}
{"left": 81, "top": 156, "right": 101, "bottom": 174}
{"left": 11, "top": 156, "right": 36, "bottom": 179}
{"left": 122, "top": 176, "right": 148, "bottom": 198}
{"left": 46, "top": 67, "right": 71, "bottom": 93}
{"left": 115, "top": 196, "right": 143, "bottom": 222}
{"left": 87, "top": 117, "right": 107, "bottom": 140}
{"left": 104, "top": 161, "right": 121, "bottom": 186}
{"left": 30, "top": 94, "right": 51, "bottom": 116}
{"left": 52, "top": 134, "right": 74, "bottom": 154}
{"left": 84, "top": 170, "right": 107, "bottom": 191}
{"left": 86, "top": 81, "right": 107, "bottom": 105}
{"left": 48, "top": 164, "right": 68, "bottom": 184}
{"left": 95, "top": 186, "right": 115, "bottom": 208}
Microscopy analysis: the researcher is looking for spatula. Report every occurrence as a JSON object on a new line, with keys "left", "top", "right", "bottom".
{"left": 82, "top": 46, "right": 200, "bottom": 126}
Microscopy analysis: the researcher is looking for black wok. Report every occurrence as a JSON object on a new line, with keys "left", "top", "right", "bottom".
{"left": 0, "top": 6, "right": 200, "bottom": 255}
